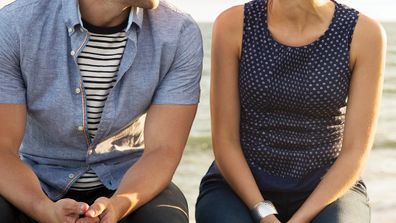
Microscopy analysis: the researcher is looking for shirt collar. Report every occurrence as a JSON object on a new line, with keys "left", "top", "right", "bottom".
{"left": 128, "top": 7, "right": 143, "bottom": 31}
{"left": 62, "top": 0, "right": 143, "bottom": 33}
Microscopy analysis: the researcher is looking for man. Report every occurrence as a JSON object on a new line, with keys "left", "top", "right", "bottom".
{"left": 0, "top": 0, "right": 203, "bottom": 222}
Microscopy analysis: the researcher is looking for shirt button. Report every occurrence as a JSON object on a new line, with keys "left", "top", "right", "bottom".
{"left": 68, "top": 27, "right": 74, "bottom": 33}
{"left": 75, "top": 87, "right": 81, "bottom": 94}
{"left": 77, "top": 126, "right": 84, "bottom": 132}
{"left": 68, "top": 173, "right": 75, "bottom": 179}
{"left": 70, "top": 50, "right": 76, "bottom": 56}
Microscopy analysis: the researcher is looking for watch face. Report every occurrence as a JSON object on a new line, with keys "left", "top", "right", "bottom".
{"left": 257, "top": 204, "right": 269, "bottom": 217}
{"left": 255, "top": 202, "right": 277, "bottom": 218}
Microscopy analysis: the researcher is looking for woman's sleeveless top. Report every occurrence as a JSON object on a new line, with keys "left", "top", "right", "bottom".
{"left": 204, "top": 0, "right": 359, "bottom": 192}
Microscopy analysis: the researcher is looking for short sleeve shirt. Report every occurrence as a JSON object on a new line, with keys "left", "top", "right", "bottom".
{"left": 0, "top": 0, "right": 203, "bottom": 200}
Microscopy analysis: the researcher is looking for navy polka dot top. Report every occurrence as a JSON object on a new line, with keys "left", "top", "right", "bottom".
{"left": 203, "top": 0, "right": 360, "bottom": 192}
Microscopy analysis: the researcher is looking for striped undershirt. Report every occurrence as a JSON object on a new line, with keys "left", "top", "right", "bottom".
{"left": 70, "top": 19, "right": 128, "bottom": 191}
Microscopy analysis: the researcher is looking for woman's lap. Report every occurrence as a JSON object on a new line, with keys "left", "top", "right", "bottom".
{"left": 311, "top": 183, "right": 370, "bottom": 223}
{"left": 196, "top": 178, "right": 370, "bottom": 223}
{"left": 195, "top": 180, "right": 254, "bottom": 223}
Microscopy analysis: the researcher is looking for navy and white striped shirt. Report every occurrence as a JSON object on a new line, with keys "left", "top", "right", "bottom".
{"left": 71, "top": 19, "right": 128, "bottom": 191}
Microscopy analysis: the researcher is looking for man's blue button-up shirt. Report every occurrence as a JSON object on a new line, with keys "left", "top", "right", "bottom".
{"left": 0, "top": 0, "right": 202, "bottom": 200}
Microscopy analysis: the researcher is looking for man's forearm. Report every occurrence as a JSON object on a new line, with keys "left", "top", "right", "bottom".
{"left": 0, "top": 152, "right": 53, "bottom": 221}
{"left": 110, "top": 147, "right": 182, "bottom": 220}
{"left": 103, "top": 104, "right": 196, "bottom": 220}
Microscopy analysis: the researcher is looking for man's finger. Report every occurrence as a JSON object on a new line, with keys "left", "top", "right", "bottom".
{"left": 85, "top": 197, "right": 109, "bottom": 218}
{"left": 69, "top": 202, "right": 89, "bottom": 215}
{"left": 62, "top": 199, "right": 89, "bottom": 215}
{"left": 64, "top": 215, "right": 79, "bottom": 223}
{"left": 76, "top": 216, "right": 100, "bottom": 223}
{"left": 100, "top": 216, "right": 111, "bottom": 223}
{"left": 77, "top": 202, "right": 90, "bottom": 214}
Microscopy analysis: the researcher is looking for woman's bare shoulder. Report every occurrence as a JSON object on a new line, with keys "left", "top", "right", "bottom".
{"left": 212, "top": 5, "right": 244, "bottom": 56}
{"left": 353, "top": 14, "right": 387, "bottom": 51}
{"left": 213, "top": 5, "right": 244, "bottom": 35}
{"left": 350, "top": 14, "right": 387, "bottom": 67}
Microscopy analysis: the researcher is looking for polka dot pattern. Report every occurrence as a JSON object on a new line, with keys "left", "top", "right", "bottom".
{"left": 239, "top": 0, "right": 359, "bottom": 179}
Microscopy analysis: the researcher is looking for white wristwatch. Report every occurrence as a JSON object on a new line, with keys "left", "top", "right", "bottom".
{"left": 251, "top": 201, "right": 278, "bottom": 223}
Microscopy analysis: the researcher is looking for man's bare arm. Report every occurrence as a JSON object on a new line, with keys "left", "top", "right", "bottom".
{"left": 0, "top": 104, "right": 92, "bottom": 223}
{"left": 83, "top": 104, "right": 196, "bottom": 222}
{"left": 0, "top": 105, "right": 47, "bottom": 219}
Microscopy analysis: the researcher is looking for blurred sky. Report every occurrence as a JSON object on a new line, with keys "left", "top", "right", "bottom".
{"left": 167, "top": 0, "right": 396, "bottom": 22}
{"left": 1, "top": 0, "right": 395, "bottom": 22}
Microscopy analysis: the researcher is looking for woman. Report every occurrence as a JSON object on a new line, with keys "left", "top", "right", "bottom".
{"left": 196, "top": 0, "right": 386, "bottom": 222}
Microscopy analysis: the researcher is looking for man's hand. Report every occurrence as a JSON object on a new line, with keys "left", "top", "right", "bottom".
{"left": 77, "top": 197, "right": 119, "bottom": 223}
{"left": 260, "top": 215, "right": 282, "bottom": 223}
{"left": 42, "top": 198, "right": 91, "bottom": 223}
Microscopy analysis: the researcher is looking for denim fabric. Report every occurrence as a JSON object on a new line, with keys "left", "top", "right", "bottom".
{"left": 0, "top": 0, "right": 203, "bottom": 200}
{"left": 196, "top": 178, "right": 370, "bottom": 223}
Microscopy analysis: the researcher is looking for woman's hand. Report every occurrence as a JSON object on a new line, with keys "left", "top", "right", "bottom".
{"left": 260, "top": 215, "right": 282, "bottom": 223}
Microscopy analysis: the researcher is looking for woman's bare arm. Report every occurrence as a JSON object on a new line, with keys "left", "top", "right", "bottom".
{"left": 211, "top": 6, "right": 280, "bottom": 223}
{"left": 289, "top": 14, "right": 387, "bottom": 223}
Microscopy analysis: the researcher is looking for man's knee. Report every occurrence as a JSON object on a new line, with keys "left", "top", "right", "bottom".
{"left": 120, "top": 183, "right": 189, "bottom": 223}
{"left": 0, "top": 196, "right": 19, "bottom": 222}
{"left": 125, "top": 204, "right": 188, "bottom": 223}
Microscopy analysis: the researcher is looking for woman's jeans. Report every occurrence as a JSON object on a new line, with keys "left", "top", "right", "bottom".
{"left": 0, "top": 182, "right": 188, "bottom": 223}
{"left": 196, "top": 178, "right": 370, "bottom": 223}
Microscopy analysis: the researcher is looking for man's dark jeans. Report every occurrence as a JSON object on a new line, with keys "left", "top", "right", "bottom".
{"left": 0, "top": 183, "right": 188, "bottom": 223}
{"left": 196, "top": 178, "right": 370, "bottom": 223}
